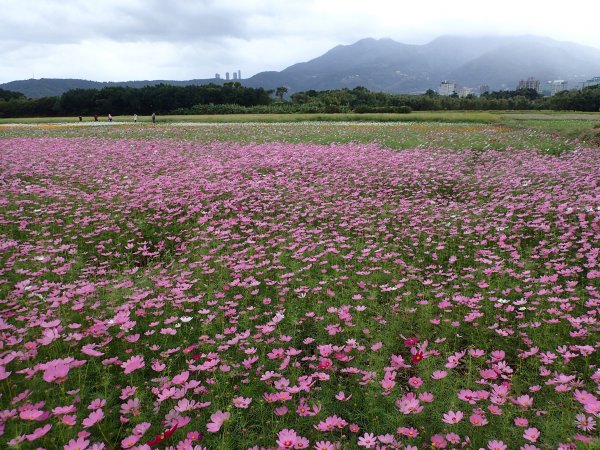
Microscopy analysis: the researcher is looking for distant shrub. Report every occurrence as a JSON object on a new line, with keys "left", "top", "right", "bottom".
{"left": 354, "top": 105, "right": 412, "bottom": 114}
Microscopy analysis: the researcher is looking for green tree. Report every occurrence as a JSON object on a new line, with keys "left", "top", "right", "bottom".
{"left": 275, "top": 86, "right": 288, "bottom": 101}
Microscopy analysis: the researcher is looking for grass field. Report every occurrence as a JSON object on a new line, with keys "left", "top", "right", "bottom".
{"left": 0, "top": 118, "right": 599, "bottom": 449}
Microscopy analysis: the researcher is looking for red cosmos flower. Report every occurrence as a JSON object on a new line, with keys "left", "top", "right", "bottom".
{"left": 404, "top": 337, "right": 419, "bottom": 347}
{"left": 411, "top": 352, "right": 424, "bottom": 364}
{"left": 146, "top": 424, "right": 178, "bottom": 447}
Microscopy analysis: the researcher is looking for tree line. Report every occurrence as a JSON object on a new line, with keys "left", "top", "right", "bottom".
{"left": 0, "top": 83, "right": 272, "bottom": 118}
{"left": 1, "top": 83, "right": 599, "bottom": 118}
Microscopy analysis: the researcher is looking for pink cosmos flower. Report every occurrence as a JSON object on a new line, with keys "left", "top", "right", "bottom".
{"left": 82, "top": 409, "right": 104, "bottom": 428}
{"left": 294, "top": 437, "right": 310, "bottom": 448}
{"left": 20, "top": 409, "right": 46, "bottom": 421}
{"left": 277, "top": 428, "right": 298, "bottom": 448}
{"left": 133, "top": 422, "right": 151, "bottom": 436}
{"left": 446, "top": 433, "right": 460, "bottom": 444}
{"left": 430, "top": 434, "right": 447, "bottom": 448}
{"left": 442, "top": 410, "right": 463, "bottom": 424}
{"left": 408, "top": 376, "right": 423, "bottom": 389}
{"left": 378, "top": 434, "right": 396, "bottom": 445}
{"left": 233, "top": 396, "right": 252, "bottom": 409}
{"left": 122, "top": 355, "right": 145, "bottom": 374}
{"left": 514, "top": 394, "right": 533, "bottom": 409}
{"left": 523, "top": 428, "right": 540, "bottom": 442}
{"left": 514, "top": 417, "right": 529, "bottom": 427}
{"left": 206, "top": 410, "right": 230, "bottom": 433}
{"left": 42, "top": 360, "right": 70, "bottom": 383}
{"left": 88, "top": 398, "right": 106, "bottom": 410}
{"left": 574, "top": 413, "right": 596, "bottom": 431}
{"left": 357, "top": 432, "right": 377, "bottom": 448}
{"left": 25, "top": 423, "right": 51, "bottom": 441}
{"left": 469, "top": 413, "right": 488, "bottom": 426}
{"left": 488, "top": 440, "right": 507, "bottom": 450}
{"left": 431, "top": 370, "right": 448, "bottom": 380}
{"left": 62, "top": 414, "right": 77, "bottom": 426}
{"left": 335, "top": 391, "right": 352, "bottom": 401}
{"left": 121, "top": 434, "right": 140, "bottom": 449}
{"left": 397, "top": 427, "right": 419, "bottom": 438}
{"left": 419, "top": 392, "right": 434, "bottom": 403}
{"left": 314, "top": 441, "right": 335, "bottom": 450}
{"left": 64, "top": 437, "right": 90, "bottom": 450}
{"left": 274, "top": 406, "right": 288, "bottom": 416}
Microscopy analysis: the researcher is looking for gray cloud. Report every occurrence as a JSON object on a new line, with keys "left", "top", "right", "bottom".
{"left": 1, "top": 0, "right": 599, "bottom": 83}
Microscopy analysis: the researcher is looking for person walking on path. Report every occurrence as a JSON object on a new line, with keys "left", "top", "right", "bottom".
{"left": 108, "top": 114, "right": 113, "bottom": 122}
{"left": 151, "top": 113, "right": 156, "bottom": 124}
{"left": 133, "top": 114, "right": 138, "bottom": 123}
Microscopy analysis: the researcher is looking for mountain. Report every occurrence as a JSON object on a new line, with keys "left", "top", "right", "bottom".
{"left": 3, "top": 35, "right": 600, "bottom": 97}
{"left": 242, "top": 35, "right": 600, "bottom": 93}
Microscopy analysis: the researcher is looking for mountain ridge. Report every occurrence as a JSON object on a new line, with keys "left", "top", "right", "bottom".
{"left": 3, "top": 35, "right": 600, "bottom": 98}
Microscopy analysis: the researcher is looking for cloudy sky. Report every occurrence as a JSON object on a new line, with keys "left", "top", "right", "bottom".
{"left": 1, "top": 0, "right": 599, "bottom": 83}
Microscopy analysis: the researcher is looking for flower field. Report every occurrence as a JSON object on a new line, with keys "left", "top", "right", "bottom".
{"left": 0, "top": 123, "right": 599, "bottom": 449}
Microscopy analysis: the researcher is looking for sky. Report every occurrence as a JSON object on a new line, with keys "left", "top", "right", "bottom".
{"left": 1, "top": 0, "right": 600, "bottom": 84}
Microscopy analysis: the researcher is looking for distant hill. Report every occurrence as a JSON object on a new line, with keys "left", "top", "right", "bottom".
{"left": 3, "top": 35, "right": 600, "bottom": 97}
{"left": 0, "top": 78, "right": 223, "bottom": 99}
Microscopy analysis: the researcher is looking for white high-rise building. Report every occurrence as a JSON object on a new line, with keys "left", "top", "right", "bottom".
{"left": 438, "top": 80, "right": 456, "bottom": 96}
{"left": 581, "top": 76, "right": 600, "bottom": 88}
{"left": 458, "top": 87, "right": 474, "bottom": 98}
{"left": 547, "top": 80, "right": 568, "bottom": 96}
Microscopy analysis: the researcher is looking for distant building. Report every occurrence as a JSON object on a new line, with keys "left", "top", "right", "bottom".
{"left": 458, "top": 86, "right": 474, "bottom": 98}
{"left": 479, "top": 84, "right": 490, "bottom": 95}
{"left": 215, "top": 73, "right": 221, "bottom": 79}
{"left": 438, "top": 80, "right": 456, "bottom": 96}
{"left": 233, "top": 72, "right": 238, "bottom": 80}
{"left": 225, "top": 72, "right": 230, "bottom": 80}
{"left": 517, "top": 77, "right": 541, "bottom": 92}
{"left": 238, "top": 70, "right": 242, "bottom": 80}
{"left": 544, "top": 80, "right": 568, "bottom": 96}
{"left": 581, "top": 76, "right": 600, "bottom": 88}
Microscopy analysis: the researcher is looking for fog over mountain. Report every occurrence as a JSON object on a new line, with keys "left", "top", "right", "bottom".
{"left": 3, "top": 35, "right": 600, "bottom": 98}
